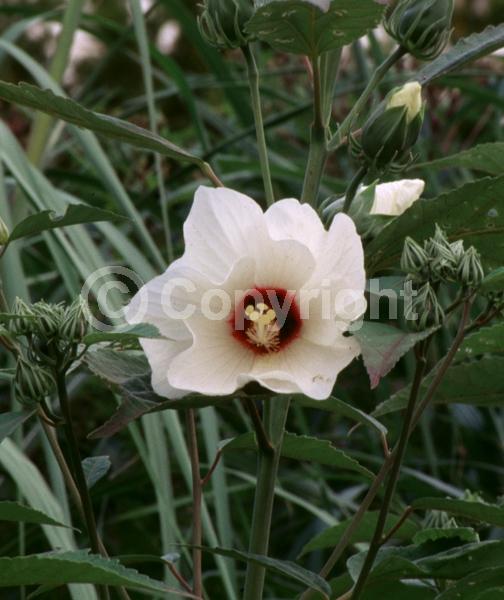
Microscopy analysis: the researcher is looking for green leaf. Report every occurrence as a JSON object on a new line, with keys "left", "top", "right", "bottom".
{"left": 413, "top": 527, "right": 479, "bottom": 545}
{"left": 83, "top": 324, "right": 161, "bottom": 347}
{"left": 0, "top": 501, "right": 70, "bottom": 528}
{"left": 374, "top": 357, "right": 504, "bottom": 417}
{"left": 481, "top": 267, "right": 504, "bottom": 293}
{"left": 0, "top": 81, "right": 204, "bottom": 167}
{"left": 292, "top": 395, "right": 388, "bottom": 435}
{"left": 353, "top": 322, "right": 436, "bottom": 389}
{"left": 435, "top": 568, "right": 504, "bottom": 600}
{"left": 458, "top": 324, "right": 504, "bottom": 358}
{"left": 414, "top": 143, "right": 504, "bottom": 175}
{"left": 361, "top": 582, "right": 436, "bottom": 600}
{"left": 300, "top": 511, "right": 419, "bottom": 556}
{"left": 416, "top": 24, "right": 504, "bottom": 85}
{"left": 200, "top": 546, "right": 331, "bottom": 598}
{"left": 475, "top": 588, "right": 504, "bottom": 600}
{"left": 82, "top": 456, "right": 111, "bottom": 489}
{"left": 0, "top": 550, "right": 195, "bottom": 595}
{"left": 412, "top": 497, "right": 504, "bottom": 527}
{"left": 7, "top": 204, "right": 127, "bottom": 244}
{"left": 366, "top": 175, "right": 504, "bottom": 275}
{"left": 348, "top": 541, "right": 504, "bottom": 584}
{"left": 0, "top": 410, "right": 35, "bottom": 445}
{"left": 221, "top": 432, "right": 373, "bottom": 479}
{"left": 246, "top": 0, "right": 384, "bottom": 56}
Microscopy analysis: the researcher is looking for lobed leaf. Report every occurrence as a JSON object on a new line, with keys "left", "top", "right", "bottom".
{"left": 246, "top": 0, "right": 384, "bottom": 57}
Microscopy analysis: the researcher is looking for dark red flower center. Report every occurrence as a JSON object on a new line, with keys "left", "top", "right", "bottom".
{"left": 230, "top": 287, "right": 302, "bottom": 355}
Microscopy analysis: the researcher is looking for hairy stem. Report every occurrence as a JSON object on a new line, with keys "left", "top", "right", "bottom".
{"left": 243, "top": 45, "right": 275, "bottom": 207}
{"left": 350, "top": 347, "right": 427, "bottom": 600}
{"left": 301, "top": 56, "right": 327, "bottom": 206}
{"left": 243, "top": 397, "right": 290, "bottom": 600}
{"left": 329, "top": 46, "right": 406, "bottom": 150}
{"left": 186, "top": 409, "right": 203, "bottom": 597}
{"left": 55, "top": 373, "right": 108, "bottom": 600}
{"left": 351, "top": 300, "right": 473, "bottom": 599}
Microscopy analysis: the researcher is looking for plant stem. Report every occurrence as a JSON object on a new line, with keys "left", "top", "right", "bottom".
{"left": 328, "top": 46, "right": 406, "bottom": 150}
{"left": 39, "top": 410, "right": 132, "bottom": 600}
{"left": 242, "top": 45, "right": 275, "bottom": 207}
{"left": 186, "top": 409, "right": 203, "bottom": 598}
{"left": 350, "top": 347, "right": 427, "bottom": 600}
{"left": 243, "top": 397, "right": 290, "bottom": 600}
{"left": 343, "top": 165, "right": 368, "bottom": 214}
{"left": 56, "top": 375, "right": 103, "bottom": 554}
{"left": 301, "top": 56, "right": 327, "bottom": 207}
{"left": 350, "top": 301, "right": 473, "bottom": 599}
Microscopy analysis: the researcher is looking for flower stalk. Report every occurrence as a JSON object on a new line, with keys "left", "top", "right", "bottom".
{"left": 301, "top": 56, "right": 328, "bottom": 207}
{"left": 329, "top": 46, "right": 406, "bottom": 150}
{"left": 343, "top": 165, "right": 368, "bottom": 214}
{"left": 185, "top": 409, "right": 203, "bottom": 597}
{"left": 243, "top": 45, "right": 275, "bottom": 207}
{"left": 350, "top": 299, "right": 473, "bottom": 600}
{"left": 243, "top": 396, "right": 290, "bottom": 600}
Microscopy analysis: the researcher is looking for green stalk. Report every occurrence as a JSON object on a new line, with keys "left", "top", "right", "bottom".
{"left": 129, "top": 0, "right": 174, "bottom": 262}
{"left": 351, "top": 301, "right": 473, "bottom": 599}
{"left": 186, "top": 409, "right": 203, "bottom": 597}
{"left": 56, "top": 373, "right": 106, "bottom": 600}
{"left": 328, "top": 46, "right": 406, "bottom": 151}
{"left": 301, "top": 56, "right": 327, "bottom": 207}
{"left": 27, "top": 0, "right": 85, "bottom": 166}
{"left": 350, "top": 346, "right": 427, "bottom": 600}
{"left": 242, "top": 45, "right": 275, "bottom": 207}
{"left": 243, "top": 396, "right": 290, "bottom": 600}
{"left": 343, "top": 165, "right": 368, "bottom": 214}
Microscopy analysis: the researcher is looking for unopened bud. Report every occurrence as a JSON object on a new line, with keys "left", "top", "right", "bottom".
{"left": 386, "top": 0, "right": 454, "bottom": 61}
{"left": 32, "top": 301, "right": 65, "bottom": 339}
{"left": 410, "top": 282, "right": 445, "bottom": 329}
{"left": 198, "top": 0, "right": 254, "bottom": 49}
{"left": 14, "top": 359, "right": 54, "bottom": 406}
{"left": 9, "top": 297, "right": 35, "bottom": 336}
{"left": 457, "top": 247, "right": 485, "bottom": 288}
{"left": 401, "top": 236, "right": 429, "bottom": 277}
{"left": 60, "top": 296, "right": 90, "bottom": 342}
{"left": 425, "top": 226, "right": 458, "bottom": 282}
{"left": 361, "top": 82, "right": 424, "bottom": 169}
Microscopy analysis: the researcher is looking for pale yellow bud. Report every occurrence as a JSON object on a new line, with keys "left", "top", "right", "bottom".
{"left": 387, "top": 81, "right": 423, "bottom": 123}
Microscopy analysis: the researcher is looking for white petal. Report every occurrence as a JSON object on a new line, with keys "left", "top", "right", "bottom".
{"left": 303, "top": 213, "right": 366, "bottom": 328}
{"left": 140, "top": 338, "right": 191, "bottom": 399}
{"left": 370, "top": 179, "right": 425, "bottom": 216}
{"left": 183, "top": 186, "right": 269, "bottom": 282}
{"left": 124, "top": 258, "right": 206, "bottom": 341}
{"left": 265, "top": 198, "right": 326, "bottom": 257}
{"left": 254, "top": 238, "right": 316, "bottom": 291}
{"left": 167, "top": 313, "right": 254, "bottom": 396}
{"left": 250, "top": 336, "right": 361, "bottom": 400}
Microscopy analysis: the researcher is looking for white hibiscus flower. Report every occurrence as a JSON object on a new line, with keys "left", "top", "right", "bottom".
{"left": 125, "top": 187, "right": 366, "bottom": 400}
{"left": 369, "top": 179, "right": 425, "bottom": 217}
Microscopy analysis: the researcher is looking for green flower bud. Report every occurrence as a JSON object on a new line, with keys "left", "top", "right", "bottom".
{"left": 198, "top": 0, "right": 254, "bottom": 49}
{"left": 361, "top": 82, "right": 424, "bottom": 169}
{"left": 0, "top": 216, "right": 9, "bottom": 246}
{"left": 60, "top": 296, "right": 90, "bottom": 342}
{"left": 457, "top": 247, "right": 485, "bottom": 288}
{"left": 9, "top": 297, "right": 36, "bottom": 336}
{"left": 14, "top": 358, "right": 54, "bottom": 406}
{"left": 386, "top": 0, "right": 454, "bottom": 61}
{"left": 401, "top": 236, "right": 429, "bottom": 277}
{"left": 31, "top": 301, "right": 65, "bottom": 339}
{"left": 409, "top": 282, "right": 444, "bottom": 329}
{"left": 450, "top": 240, "right": 465, "bottom": 262}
